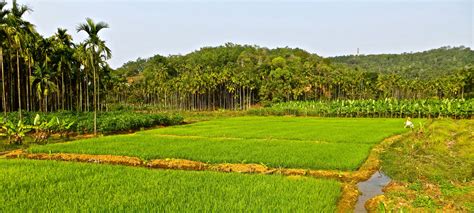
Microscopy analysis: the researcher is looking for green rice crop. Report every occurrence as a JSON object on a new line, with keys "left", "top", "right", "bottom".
{"left": 30, "top": 117, "right": 412, "bottom": 170}
{"left": 152, "top": 116, "right": 410, "bottom": 144}
{"left": 31, "top": 135, "right": 372, "bottom": 170}
{"left": 0, "top": 159, "right": 341, "bottom": 212}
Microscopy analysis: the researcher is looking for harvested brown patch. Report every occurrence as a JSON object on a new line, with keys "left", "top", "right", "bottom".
{"left": 5, "top": 150, "right": 142, "bottom": 166}
{"left": 336, "top": 183, "right": 359, "bottom": 213}
{"left": 211, "top": 163, "right": 268, "bottom": 173}
{"left": 147, "top": 159, "right": 208, "bottom": 171}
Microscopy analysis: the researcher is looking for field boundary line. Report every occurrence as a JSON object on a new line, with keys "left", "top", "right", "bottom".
{"left": 3, "top": 150, "right": 358, "bottom": 180}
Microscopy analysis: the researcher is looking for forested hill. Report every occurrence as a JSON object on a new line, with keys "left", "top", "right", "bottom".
{"left": 329, "top": 46, "right": 474, "bottom": 79}
{"left": 112, "top": 44, "right": 473, "bottom": 110}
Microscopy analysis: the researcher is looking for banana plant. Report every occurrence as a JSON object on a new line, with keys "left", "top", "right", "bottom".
{"left": 0, "top": 119, "right": 32, "bottom": 145}
{"left": 32, "top": 114, "right": 57, "bottom": 144}
{"left": 54, "top": 117, "right": 75, "bottom": 138}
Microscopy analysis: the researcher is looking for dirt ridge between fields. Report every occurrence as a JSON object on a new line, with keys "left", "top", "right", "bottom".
{"left": 0, "top": 134, "right": 403, "bottom": 213}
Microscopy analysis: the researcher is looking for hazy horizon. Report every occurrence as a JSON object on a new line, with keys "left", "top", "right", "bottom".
{"left": 15, "top": 0, "right": 474, "bottom": 68}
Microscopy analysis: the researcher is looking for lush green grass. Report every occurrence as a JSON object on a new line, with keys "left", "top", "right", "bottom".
{"left": 380, "top": 119, "right": 473, "bottom": 211}
{"left": 0, "top": 159, "right": 341, "bottom": 211}
{"left": 31, "top": 135, "right": 372, "bottom": 170}
{"left": 151, "top": 116, "right": 411, "bottom": 144}
{"left": 30, "top": 116, "right": 412, "bottom": 170}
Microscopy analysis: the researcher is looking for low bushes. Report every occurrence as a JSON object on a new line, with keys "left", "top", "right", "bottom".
{"left": 3, "top": 111, "right": 184, "bottom": 134}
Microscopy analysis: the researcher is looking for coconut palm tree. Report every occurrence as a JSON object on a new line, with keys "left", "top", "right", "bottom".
{"left": 77, "top": 18, "right": 111, "bottom": 135}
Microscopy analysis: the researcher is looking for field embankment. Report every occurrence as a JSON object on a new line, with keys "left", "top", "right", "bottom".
{"left": 369, "top": 119, "right": 474, "bottom": 212}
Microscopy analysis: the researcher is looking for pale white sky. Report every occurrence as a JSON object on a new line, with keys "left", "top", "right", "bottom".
{"left": 14, "top": 0, "right": 474, "bottom": 68}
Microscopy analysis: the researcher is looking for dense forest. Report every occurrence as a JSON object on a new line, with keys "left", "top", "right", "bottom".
{"left": 0, "top": 0, "right": 113, "bottom": 117}
{"left": 114, "top": 45, "right": 473, "bottom": 110}
{"left": 1, "top": 0, "right": 473, "bottom": 114}
{"left": 330, "top": 46, "right": 473, "bottom": 79}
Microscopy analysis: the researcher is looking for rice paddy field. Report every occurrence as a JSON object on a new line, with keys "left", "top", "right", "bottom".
{"left": 29, "top": 116, "right": 413, "bottom": 170}
{"left": 0, "top": 159, "right": 341, "bottom": 212}
{"left": 2, "top": 116, "right": 422, "bottom": 211}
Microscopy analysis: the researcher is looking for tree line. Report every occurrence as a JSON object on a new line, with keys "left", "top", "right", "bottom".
{"left": 1, "top": 0, "right": 473, "bottom": 115}
{"left": 113, "top": 44, "right": 473, "bottom": 110}
{"left": 0, "top": 0, "right": 113, "bottom": 133}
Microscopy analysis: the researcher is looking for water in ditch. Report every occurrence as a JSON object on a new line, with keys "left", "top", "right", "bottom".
{"left": 354, "top": 171, "right": 391, "bottom": 213}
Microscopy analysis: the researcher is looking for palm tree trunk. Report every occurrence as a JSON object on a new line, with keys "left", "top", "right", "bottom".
{"left": 16, "top": 50, "right": 21, "bottom": 120}
{"left": 61, "top": 69, "right": 65, "bottom": 110}
{"left": 45, "top": 94, "right": 48, "bottom": 113}
{"left": 0, "top": 47, "right": 6, "bottom": 117}
{"left": 27, "top": 58, "right": 31, "bottom": 112}
{"left": 90, "top": 53, "right": 97, "bottom": 135}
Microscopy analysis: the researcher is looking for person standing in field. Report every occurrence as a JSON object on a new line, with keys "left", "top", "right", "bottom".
{"left": 404, "top": 117, "right": 414, "bottom": 129}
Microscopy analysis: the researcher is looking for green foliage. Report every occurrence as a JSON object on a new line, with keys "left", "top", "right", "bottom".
{"left": 112, "top": 45, "right": 473, "bottom": 111}
{"left": 4, "top": 111, "right": 183, "bottom": 134}
{"left": 32, "top": 114, "right": 57, "bottom": 143}
{"left": 54, "top": 117, "right": 75, "bottom": 138}
{"left": 249, "top": 99, "right": 474, "bottom": 118}
{"left": 0, "top": 119, "right": 32, "bottom": 144}
{"left": 412, "top": 195, "right": 437, "bottom": 208}
{"left": 0, "top": 159, "right": 341, "bottom": 212}
{"left": 381, "top": 119, "right": 473, "bottom": 182}
{"left": 31, "top": 117, "right": 409, "bottom": 170}
{"left": 331, "top": 46, "right": 474, "bottom": 80}
{"left": 380, "top": 119, "right": 473, "bottom": 211}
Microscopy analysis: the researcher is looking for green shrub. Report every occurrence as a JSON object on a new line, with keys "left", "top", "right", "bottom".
{"left": 3, "top": 111, "right": 184, "bottom": 134}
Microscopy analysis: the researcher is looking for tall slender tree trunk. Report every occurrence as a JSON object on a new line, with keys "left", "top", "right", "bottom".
{"left": 45, "top": 94, "right": 48, "bottom": 113}
{"left": 90, "top": 53, "right": 97, "bottom": 135}
{"left": 61, "top": 68, "right": 65, "bottom": 110}
{"left": 0, "top": 47, "right": 5, "bottom": 117}
{"left": 16, "top": 50, "right": 21, "bottom": 120}
{"left": 27, "top": 58, "right": 31, "bottom": 111}
{"left": 86, "top": 75, "right": 89, "bottom": 112}
{"left": 79, "top": 80, "right": 83, "bottom": 112}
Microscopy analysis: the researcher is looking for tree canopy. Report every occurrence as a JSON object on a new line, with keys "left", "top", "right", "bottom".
{"left": 112, "top": 44, "right": 473, "bottom": 110}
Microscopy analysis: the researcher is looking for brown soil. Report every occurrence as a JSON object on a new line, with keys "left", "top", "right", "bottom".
{"left": 336, "top": 183, "right": 359, "bottom": 213}
{"left": 211, "top": 163, "right": 268, "bottom": 173}
{"left": 367, "top": 180, "right": 474, "bottom": 212}
{"left": 148, "top": 159, "right": 207, "bottom": 170}
{"left": 4, "top": 150, "right": 142, "bottom": 166}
